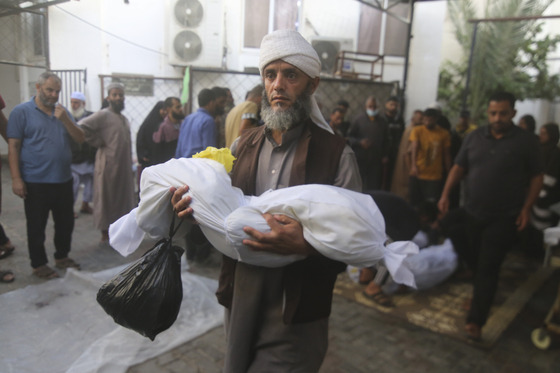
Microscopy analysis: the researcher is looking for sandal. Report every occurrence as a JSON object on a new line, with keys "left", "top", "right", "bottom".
{"left": 0, "top": 248, "right": 13, "bottom": 260}
{"left": 362, "top": 290, "right": 395, "bottom": 307}
{"left": 33, "top": 265, "right": 60, "bottom": 279}
{"left": 359, "top": 268, "right": 377, "bottom": 285}
{"left": 0, "top": 270, "right": 14, "bottom": 283}
{"left": 0, "top": 241, "right": 15, "bottom": 253}
{"left": 55, "top": 257, "right": 81, "bottom": 270}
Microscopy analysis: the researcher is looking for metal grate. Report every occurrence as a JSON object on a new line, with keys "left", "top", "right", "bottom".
{"left": 0, "top": 10, "right": 48, "bottom": 68}
{"left": 99, "top": 69, "right": 399, "bottom": 162}
{"left": 51, "top": 68, "right": 87, "bottom": 108}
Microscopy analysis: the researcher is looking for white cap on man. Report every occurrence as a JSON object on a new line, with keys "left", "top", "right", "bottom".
{"left": 71, "top": 91, "right": 86, "bottom": 102}
{"left": 258, "top": 29, "right": 333, "bottom": 134}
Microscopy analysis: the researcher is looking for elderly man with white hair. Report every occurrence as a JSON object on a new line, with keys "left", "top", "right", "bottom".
{"left": 172, "top": 30, "right": 361, "bottom": 372}
{"left": 69, "top": 91, "right": 95, "bottom": 217}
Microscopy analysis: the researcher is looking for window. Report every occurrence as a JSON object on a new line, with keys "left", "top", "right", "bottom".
{"left": 243, "top": 0, "right": 299, "bottom": 48}
{"left": 357, "top": 3, "right": 409, "bottom": 56}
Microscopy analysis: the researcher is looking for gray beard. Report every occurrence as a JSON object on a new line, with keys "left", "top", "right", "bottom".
{"left": 71, "top": 107, "right": 85, "bottom": 119}
{"left": 260, "top": 88, "right": 312, "bottom": 132}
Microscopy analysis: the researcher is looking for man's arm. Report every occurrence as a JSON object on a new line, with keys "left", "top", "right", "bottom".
{"left": 516, "top": 173, "right": 544, "bottom": 231}
{"left": 443, "top": 144, "right": 452, "bottom": 173}
{"left": 438, "top": 164, "right": 465, "bottom": 215}
{"left": 0, "top": 109, "right": 7, "bottom": 143}
{"left": 8, "top": 138, "right": 26, "bottom": 198}
{"left": 54, "top": 104, "right": 85, "bottom": 144}
{"left": 201, "top": 119, "right": 217, "bottom": 149}
{"left": 409, "top": 140, "right": 419, "bottom": 176}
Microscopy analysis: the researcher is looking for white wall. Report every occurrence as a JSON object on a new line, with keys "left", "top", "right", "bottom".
{"left": 404, "top": 1, "right": 447, "bottom": 121}
{"left": 49, "top": 0, "right": 178, "bottom": 112}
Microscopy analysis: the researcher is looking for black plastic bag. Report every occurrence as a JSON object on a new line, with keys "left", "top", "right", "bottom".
{"left": 97, "top": 217, "right": 185, "bottom": 340}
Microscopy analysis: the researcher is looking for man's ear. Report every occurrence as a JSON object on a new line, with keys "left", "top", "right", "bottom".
{"left": 309, "top": 77, "right": 320, "bottom": 94}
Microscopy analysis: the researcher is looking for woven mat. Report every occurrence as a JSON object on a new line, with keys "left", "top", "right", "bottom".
{"left": 334, "top": 253, "right": 553, "bottom": 349}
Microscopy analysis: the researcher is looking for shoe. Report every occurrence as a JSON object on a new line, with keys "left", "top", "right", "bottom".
{"left": 0, "top": 270, "right": 14, "bottom": 283}
{"left": 33, "top": 265, "right": 60, "bottom": 279}
{"left": 362, "top": 290, "right": 395, "bottom": 307}
{"left": 0, "top": 248, "right": 13, "bottom": 260}
{"left": 80, "top": 205, "right": 93, "bottom": 214}
{"left": 0, "top": 241, "right": 15, "bottom": 253}
{"left": 465, "top": 322, "right": 482, "bottom": 341}
{"left": 101, "top": 230, "right": 109, "bottom": 243}
{"left": 55, "top": 257, "right": 81, "bottom": 270}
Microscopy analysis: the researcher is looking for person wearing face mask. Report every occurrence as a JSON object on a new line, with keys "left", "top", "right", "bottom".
{"left": 151, "top": 97, "right": 185, "bottom": 165}
{"left": 347, "top": 95, "right": 390, "bottom": 191}
{"left": 409, "top": 108, "right": 452, "bottom": 207}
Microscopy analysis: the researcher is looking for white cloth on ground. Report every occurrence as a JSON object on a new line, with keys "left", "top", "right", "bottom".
{"left": 109, "top": 158, "right": 418, "bottom": 287}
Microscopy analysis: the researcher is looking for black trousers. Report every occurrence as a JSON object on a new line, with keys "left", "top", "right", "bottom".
{"left": 460, "top": 212, "right": 517, "bottom": 326}
{"left": 24, "top": 180, "right": 74, "bottom": 268}
{"left": 0, "top": 223, "right": 10, "bottom": 245}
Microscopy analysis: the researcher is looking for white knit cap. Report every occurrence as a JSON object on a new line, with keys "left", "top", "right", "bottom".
{"left": 258, "top": 29, "right": 333, "bottom": 134}
{"left": 107, "top": 82, "right": 125, "bottom": 95}
{"left": 70, "top": 91, "right": 86, "bottom": 102}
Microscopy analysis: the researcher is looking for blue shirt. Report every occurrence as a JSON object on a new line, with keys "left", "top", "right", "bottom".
{"left": 175, "top": 108, "right": 217, "bottom": 158}
{"left": 7, "top": 97, "right": 73, "bottom": 183}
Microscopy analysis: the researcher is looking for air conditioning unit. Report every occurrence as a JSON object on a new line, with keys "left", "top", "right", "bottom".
{"left": 309, "top": 37, "right": 354, "bottom": 74}
{"left": 166, "top": 0, "right": 224, "bottom": 68}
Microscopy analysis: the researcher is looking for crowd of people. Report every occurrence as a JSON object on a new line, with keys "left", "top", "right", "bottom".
{"left": 0, "top": 28, "right": 559, "bottom": 370}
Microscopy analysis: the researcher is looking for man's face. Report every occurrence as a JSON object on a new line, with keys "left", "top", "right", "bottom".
{"left": 169, "top": 99, "right": 185, "bottom": 121}
{"left": 107, "top": 88, "right": 125, "bottom": 113}
{"left": 330, "top": 111, "right": 343, "bottom": 128}
{"left": 412, "top": 112, "right": 423, "bottom": 126}
{"left": 487, "top": 100, "right": 516, "bottom": 134}
{"left": 365, "top": 98, "right": 377, "bottom": 111}
{"left": 539, "top": 126, "right": 549, "bottom": 145}
{"left": 263, "top": 60, "right": 318, "bottom": 113}
{"left": 385, "top": 100, "right": 398, "bottom": 115}
{"left": 36, "top": 77, "right": 61, "bottom": 108}
{"left": 423, "top": 115, "right": 437, "bottom": 129}
{"left": 337, "top": 105, "right": 348, "bottom": 118}
{"left": 213, "top": 96, "right": 227, "bottom": 116}
{"left": 70, "top": 98, "right": 84, "bottom": 111}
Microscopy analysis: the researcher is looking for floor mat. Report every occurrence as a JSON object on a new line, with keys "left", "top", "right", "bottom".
{"left": 334, "top": 254, "right": 553, "bottom": 349}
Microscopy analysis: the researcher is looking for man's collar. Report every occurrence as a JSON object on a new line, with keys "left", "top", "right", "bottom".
{"left": 483, "top": 122, "right": 516, "bottom": 138}
{"left": 264, "top": 120, "right": 307, "bottom": 148}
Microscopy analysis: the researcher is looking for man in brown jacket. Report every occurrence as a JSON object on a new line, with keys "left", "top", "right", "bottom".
{"left": 172, "top": 30, "right": 361, "bottom": 372}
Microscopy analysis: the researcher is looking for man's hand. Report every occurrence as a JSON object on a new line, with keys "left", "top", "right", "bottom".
{"left": 242, "top": 213, "right": 315, "bottom": 256}
{"left": 516, "top": 208, "right": 530, "bottom": 231}
{"left": 438, "top": 195, "right": 449, "bottom": 216}
{"left": 169, "top": 185, "right": 197, "bottom": 223}
{"left": 360, "top": 138, "right": 372, "bottom": 149}
{"left": 12, "top": 178, "right": 26, "bottom": 199}
{"left": 54, "top": 104, "right": 70, "bottom": 122}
